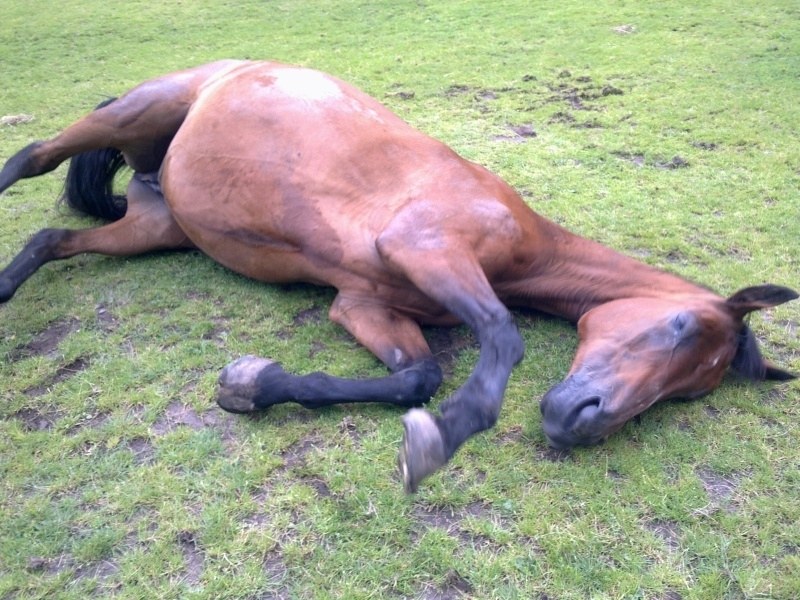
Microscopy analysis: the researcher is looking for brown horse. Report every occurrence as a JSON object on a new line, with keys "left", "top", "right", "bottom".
{"left": 1, "top": 60, "right": 795, "bottom": 492}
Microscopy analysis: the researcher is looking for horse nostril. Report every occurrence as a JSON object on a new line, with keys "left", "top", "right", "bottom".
{"left": 567, "top": 395, "right": 602, "bottom": 428}
{"left": 578, "top": 396, "right": 601, "bottom": 410}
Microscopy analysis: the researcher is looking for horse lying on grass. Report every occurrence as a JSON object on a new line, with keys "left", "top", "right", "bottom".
{"left": 0, "top": 60, "right": 795, "bottom": 492}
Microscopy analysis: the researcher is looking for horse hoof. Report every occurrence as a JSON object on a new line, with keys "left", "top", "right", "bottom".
{"left": 398, "top": 408, "right": 447, "bottom": 494}
{"left": 216, "top": 355, "right": 277, "bottom": 413}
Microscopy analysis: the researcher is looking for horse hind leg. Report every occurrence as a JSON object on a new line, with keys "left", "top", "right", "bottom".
{"left": 0, "top": 174, "right": 194, "bottom": 302}
{"left": 0, "top": 72, "right": 216, "bottom": 198}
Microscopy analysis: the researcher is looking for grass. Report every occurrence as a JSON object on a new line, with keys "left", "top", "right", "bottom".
{"left": 1, "top": 1, "right": 799, "bottom": 598}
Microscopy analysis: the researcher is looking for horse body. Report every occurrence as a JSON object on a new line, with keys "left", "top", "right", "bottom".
{"left": 1, "top": 61, "right": 795, "bottom": 492}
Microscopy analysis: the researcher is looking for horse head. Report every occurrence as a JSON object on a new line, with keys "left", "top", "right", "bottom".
{"left": 540, "top": 284, "right": 797, "bottom": 448}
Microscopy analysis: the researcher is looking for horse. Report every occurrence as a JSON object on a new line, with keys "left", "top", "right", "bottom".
{"left": 0, "top": 60, "right": 795, "bottom": 493}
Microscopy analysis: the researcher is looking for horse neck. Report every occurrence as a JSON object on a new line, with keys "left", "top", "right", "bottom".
{"left": 504, "top": 217, "right": 715, "bottom": 322}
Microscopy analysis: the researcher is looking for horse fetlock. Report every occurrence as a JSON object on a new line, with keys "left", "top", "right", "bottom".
{"left": 397, "top": 408, "right": 447, "bottom": 493}
{"left": 216, "top": 355, "right": 279, "bottom": 413}
{"left": 400, "top": 359, "right": 443, "bottom": 406}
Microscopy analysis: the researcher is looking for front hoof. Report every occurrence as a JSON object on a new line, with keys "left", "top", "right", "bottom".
{"left": 398, "top": 409, "right": 447, "bottom": 494}
{"left": 216, "top": 355, "right": 278, "bottom": 413}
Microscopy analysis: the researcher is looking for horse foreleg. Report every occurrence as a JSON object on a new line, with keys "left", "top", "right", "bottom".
{"left": 0, "top": 176, "right": 193, "bottom": 302}
{"left": 216, "top": 296, "right": 443, "bottom": 412}
{"left": 376, "top": 236, "right": 525, "bottom": 492}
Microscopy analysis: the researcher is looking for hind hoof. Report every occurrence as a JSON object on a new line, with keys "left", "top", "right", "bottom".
{"left": 216, "top": 355, "right": 278, "bottom": 413}
{"left": 398, "top": 409, "right": 447, "bottom": 494}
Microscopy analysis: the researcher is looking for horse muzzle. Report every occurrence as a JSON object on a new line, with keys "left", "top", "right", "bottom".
{"left": 540, "top": 377, "right": 611, "bottom": 448}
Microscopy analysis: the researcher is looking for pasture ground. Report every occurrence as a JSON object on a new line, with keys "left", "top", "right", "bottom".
{"left": 1, "top": 1, "right": 799, "bottom": 598}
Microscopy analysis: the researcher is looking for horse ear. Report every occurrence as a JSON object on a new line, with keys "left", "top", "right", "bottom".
{"left": 726, "top": 284, "right": 798, "bottom": 318}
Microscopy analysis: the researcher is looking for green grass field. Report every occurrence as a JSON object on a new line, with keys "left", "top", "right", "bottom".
{"left": 1, "top": 1, "right": 799, "bottom": 598}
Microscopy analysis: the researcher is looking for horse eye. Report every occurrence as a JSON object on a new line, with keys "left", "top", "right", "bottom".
{"left": 671, "top": 312, "right": 698, "bottom": 337}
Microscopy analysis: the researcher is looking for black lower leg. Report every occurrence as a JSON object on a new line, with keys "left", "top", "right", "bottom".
{"left": 398, "top": 314, "right": 523, "bottom": 493}
{"left": 437, "top": 316, "right": 524, "bottom": 457}
{"left": 0, "top": 228, "right": 70, "bottom": 302}
{"left": 0, "top": 142, "right": 59, "bottom": 194}
{"left": 216, "top": 355, "right": 442, "bottom": 413}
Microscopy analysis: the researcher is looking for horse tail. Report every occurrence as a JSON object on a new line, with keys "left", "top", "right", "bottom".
{"left": 60, "top": 97, "right": 128, "bottom": 221}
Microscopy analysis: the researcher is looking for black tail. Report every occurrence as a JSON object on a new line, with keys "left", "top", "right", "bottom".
{"left": 60, "top": 97, "right": 129, "bottom": 221}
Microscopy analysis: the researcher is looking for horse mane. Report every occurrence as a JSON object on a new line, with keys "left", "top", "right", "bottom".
{"left": 59, "top": 97, "right": 129, "bottom": 221}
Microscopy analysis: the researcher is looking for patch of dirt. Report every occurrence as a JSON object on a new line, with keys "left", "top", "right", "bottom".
{"left": 613, "top": 24, "right": 636, "bottom": 35}
{"left": 292, "top": 306, "right": 324, "bottom": 327}
{"left": 571, "top": 119, "right": 604, "bottom": 129}
{"left": 124, "top": 437, "right": 155, "bottom": 464}
{"left": 94, "top": 304, "right": 119, "bottom": 332}
{"left": 151, "top": 401, "right": 203, "bottom": 434}
{"left": 23, "top": 356, "right": 90, "bottom": 398}
{"left": 74, "top": 559, "right": 120, "bottom": 584}
{"left": 386, "top": 89, "right": 416, "bottom": 100}
{"left": 260, "top": 550, "right": 290, "bottom": 598}
{"left": 151, "top": 401, "right": 235, "bottom": 438}
{"left": 412, "top": 502, "right": 504, "bottom": 550}
{"left": 9, "top": 318, "right": 80, "bottom": 361}
{"left": 279, "top": 435, "right": 320, "bottom": 472}
{"left": 664, "top": 249, "right": 691, "bottom": 265}
{"left": 338, "top": 415, "right": 361, "bottom": 443}
{"left": 419, "top": 569, "right": 473, "bottom": 600}
{"left": 695, "top": 468, "right": 746, "bottom": 514}
{"left": 27, "top": 552, "right": 120, "bottom": 584}
{"left": 612, "top": 151, "right": 645, "bottom": 167}
{"left": 492, "top": 123, "right": 538, "bottom": 143}
{"left": 425, "top": 327, "right": 476, "bottom": 377}
{"left": 655, "top": 155, "right": 689, "bottom": 170}
{"left": 443, "top": 84, "right": 473, "bottom": 97}
{"left": 692, "top": 141, "right": 719, "bottom": 150}
{"left": 704, "top": 405, "right": 721, "bottom": 419}
{"left": 548, "top": 111, "right": 576, "bottom": 124}
{"left": 645, "top": 519, "right": 682, "bottom": 552}
{"left": 496, "top": 424, "right": 524, "bottom": 445}
{"left": 176, "top": 531, "right": 204, "bottom": 588}
{"left": 13, "top": 406, "right": 62, "bottom": 431}
{"left": 536, "top": 445, "right": 572, "bottom": 463}
{"left": 308, "top": 340, "right": 327, "bottom": 358}
{"left": 200, "top": 317, "right": 231, "bottom": 346}
{"left": 1, "top": 113, "right": 34, "bottom": 126}
{"left": 301, "top": 476, "right": 332, "bottom": 497}
{"left": 612, "top": 152, "right": 688, "bottom": 170}
{"left": 66, "top": 410, "right": 111, "bottom": 435}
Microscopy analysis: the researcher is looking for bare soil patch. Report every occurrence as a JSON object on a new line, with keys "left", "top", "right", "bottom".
{"left": 419, "top": 569, "right": 473, "bottom": 600}
{"left": 94, "top": 304, "right": 119, "bottom": 332}
{"left": 24, "top": 356, "right": 91, "bottom": 398}
{"left": 412, "top": 501, "right": 506, "bottom": 550}
{"left": 645, "top": 519, "right": 682, "bottom": 552}
{"left": 13, "top": 406, "right": 62, "bottom": 431}
{"left": 695, "top": 468, "right": 747, "bottom": 514}
{"left": 9, "top": 317, "right": 80, "bottom": 361}
{"left": 425, "top": 327, "right": 475, "bottom": 377}
{"left": 124, "top": 437, "right": 155, "bottom": 464}
{"left": 176, "top": 530, "right": 204, "bottom": 588}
